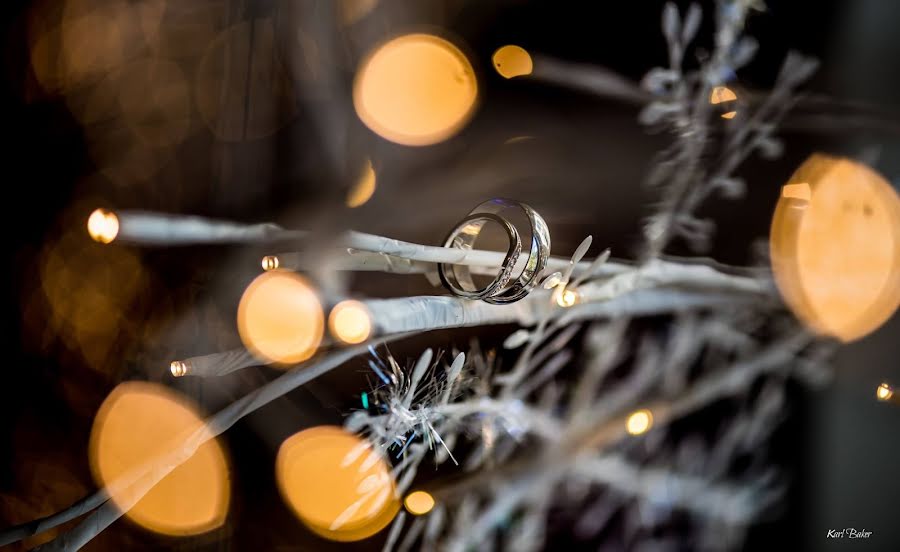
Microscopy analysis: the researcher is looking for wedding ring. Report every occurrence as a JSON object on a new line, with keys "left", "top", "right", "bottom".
{"left": 438, "top": 213, "right": 522, "bottom": 300}
{"left": 439, "top": 199, "right": 550, "bottom": 304}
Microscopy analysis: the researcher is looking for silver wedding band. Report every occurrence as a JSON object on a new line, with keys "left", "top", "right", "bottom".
{"left": 438, "top": 199, "right": 550, "bottom": 304}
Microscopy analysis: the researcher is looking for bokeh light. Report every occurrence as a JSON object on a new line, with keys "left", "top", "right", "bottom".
{"left": 403, "top": 491, "right": 434, "bottom": 515}
{"left": 492, "top": 45, "right": 533, "bottom": 79}
{"left": 237, "top": 271, "right": 324, "bottom": 364}
{"left": 87, "top": 208, "right": 119, "bottom": 243}
{"left": 709, "top": 86, "right": 738, "bottom": 119}
{"left": 556, "top": 289, "right": 578, "bottom": 308}
{"left": 90, "top": 382, "right": 229, "bottom": 536}
{"left": 770, "top": 154, "right": 900, "bottom": 342}
{"left": 626, "top": 409, "right": 653, "bottom": 435}
{"left": 329, "top": 300, "right": 372, "bottom": 344}
{"left": 346, "top": 159, "right": 377, "bottom": 208}
{"left": 353, "top": 33, "right": 477, "bottom": 146}
{"left": 876, "top": 383, "right": 893, "bottom": 401}
{"left": 275, "top": 426, "right": 399, "bottom": 541}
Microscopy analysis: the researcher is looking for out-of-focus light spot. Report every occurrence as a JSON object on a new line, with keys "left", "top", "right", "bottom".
{"left": 710, "top": 86, "right": 738, "bottom": 119}
{"left": 781, "top": 182, "right": 811, "bottom": 202}
{"left": 276, "top": 426, "right": 398, "bottom": 541}
{"left": 87, "top": 208, "right": 119, "bottom": 243}
{"left": 404, "top": 491, "right": 435, "bottom": 515}
{"left": 770, "top": 154, "right": 900, "bottom": 342}
{"left": 238, "top": 271, "right": 324, "bottom": 365}
{"left": 353, "top": 33, "right": 477, "bottom": 146}
{"left": 261, "top": 255, "right": 280, "bottom": 271}
{"left": 170, "top": 360, "right": 188, "bottom": 377}
{"left": 626, "top": 409, "right": 653, "bottom": 435}
{"left": 877, "top": 383, "right": 894, "bottom": 401}
{"left": 556, "top": 289, "right": 578, "bottom": 308}
{"left": 346, "top": 159, "right": 376, "bottom": 208}
{"left": 329, "top": 300, "right": 372, "bottom": 344}
{"left": 90, "top": 382, "right": 229, "bottom": 536}
{"left": 492, "top": 45, "right": 532, "bottom": 79}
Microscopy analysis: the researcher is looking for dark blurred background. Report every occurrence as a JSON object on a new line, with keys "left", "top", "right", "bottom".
{"left": 1, "top": 0, "right": 899, "bottom": 550}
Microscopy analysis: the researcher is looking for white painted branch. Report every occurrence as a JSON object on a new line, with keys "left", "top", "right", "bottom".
{"left": 571, "top": 455, "right": 772, "bottom": 525}
{"left": 174, "top": 283, "right": 763, "bottom": 379}
{"left": 113, "top": 211, "right": 304, "bottom": 245}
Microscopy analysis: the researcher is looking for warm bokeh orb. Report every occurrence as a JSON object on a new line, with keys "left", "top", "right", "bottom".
{"left": 353, "top": 33, "right": 477, "bottom": 146}
{"left": 89, "top": 382, "right": 229, "bottom": 536}
{"left": 626, "top": 409, "right": 653, "bottom": 435}
{"left": 770, "top": 154, "right": 900, "bottom": 342}
{"left": 329, "top": 300, "right": 372, "bottom": 344}
{"left": 403, "top": 491, "right": 435, "bottom": 515}
{"left": 276, "top": 426, "right": 398, "bottom": 541}
{"left": 87, "top": 208, "right": 119, "bottom": 243}
{"left": 346, "top": 159, "right": 376, "bottom": 208}
{"left": 710, "top": 85, "right": 738, "bottom": 119}
{"left": 237, "top": 271, "right": 324, "bottom": 364}
{"left": 492, "top": 45, "right": 532, "bottom": 79}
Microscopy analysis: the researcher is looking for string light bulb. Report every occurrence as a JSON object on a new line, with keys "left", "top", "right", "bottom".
{"left": 329, "top": 300, "right": 372, "bottom": 344}
{"left": 876, "top": 382, "right": 894, "bottom": 401}
{"left": 170, "top": 360, "right": 188, "bottom": 377}
{"left": 403, "top": 491, "right": 435, "bottom": 515}
{"left": 556, "top": 289, "right": 578, "bottom": 308}
{"left": 626, "top": 409, "right": 653, "bottom": 435}
{"left": 261, "top": 255, "right": 280, "bottom": 271}
{"left": 87, "top": 208, "right": 119, "bottom": 244}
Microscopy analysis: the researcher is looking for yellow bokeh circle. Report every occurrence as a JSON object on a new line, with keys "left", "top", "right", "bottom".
{"left": 770, "top": 154, "right": 900, "bottom": 342}
{"left": 237, "top": 271, "right": 324, "bottom": 364}
{"left": 276, "top": 426, "right": 399, "bottom": 541}
{"left": 89, "top": 381, "right": 230, "bottom": 536}
{"left": 492, "top": 45, "right": 532, "bottom": 79}
{"left": 353, "top": 33, "right": 478, "bottom": 146}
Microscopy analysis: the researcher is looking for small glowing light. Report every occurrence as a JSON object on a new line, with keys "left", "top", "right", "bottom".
{"left": 492, "top": 45, "right": 533, "bottom": 79}
{"left": 170, "top": 360, "right": 188, "bottom": 377}
{"left": 556, "top": 289, "right": 578, "bottom": 308}
{"left": 877, "top": 383, "right": 894, "bottom": 401}
{"left": 90, "top": 382, "right": 230, "bottom": 536}
{"left": 346, "top": 159, "right": 376, "bottom": 208}
{"left": 87, "top": 208, "right": 119, "bottom": 244}
{"left": 238, "top": 271, "right": 324, "bottom": 365}
{"left": 353, "top": 33, "right": 478, "bottom": 146}
{"left": 770, "top": 154, "right": 900, "bottom": 342}
{"left": 710, "top": 86, "right": 738, "bottom": 119}
{"left": 626, "top": 409, "right": 653, "bottom": 435}
{"left": 329, "top": 300, "right": 372, "bottom": 344}
{"left": 404, "top": 491, "right": 435, "bottom": 515}
{"left": 276, "top": 426, "right": 398, "bottom": 541}
{"left": 261, "top": 255, "right": 280, "bottom": 271}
